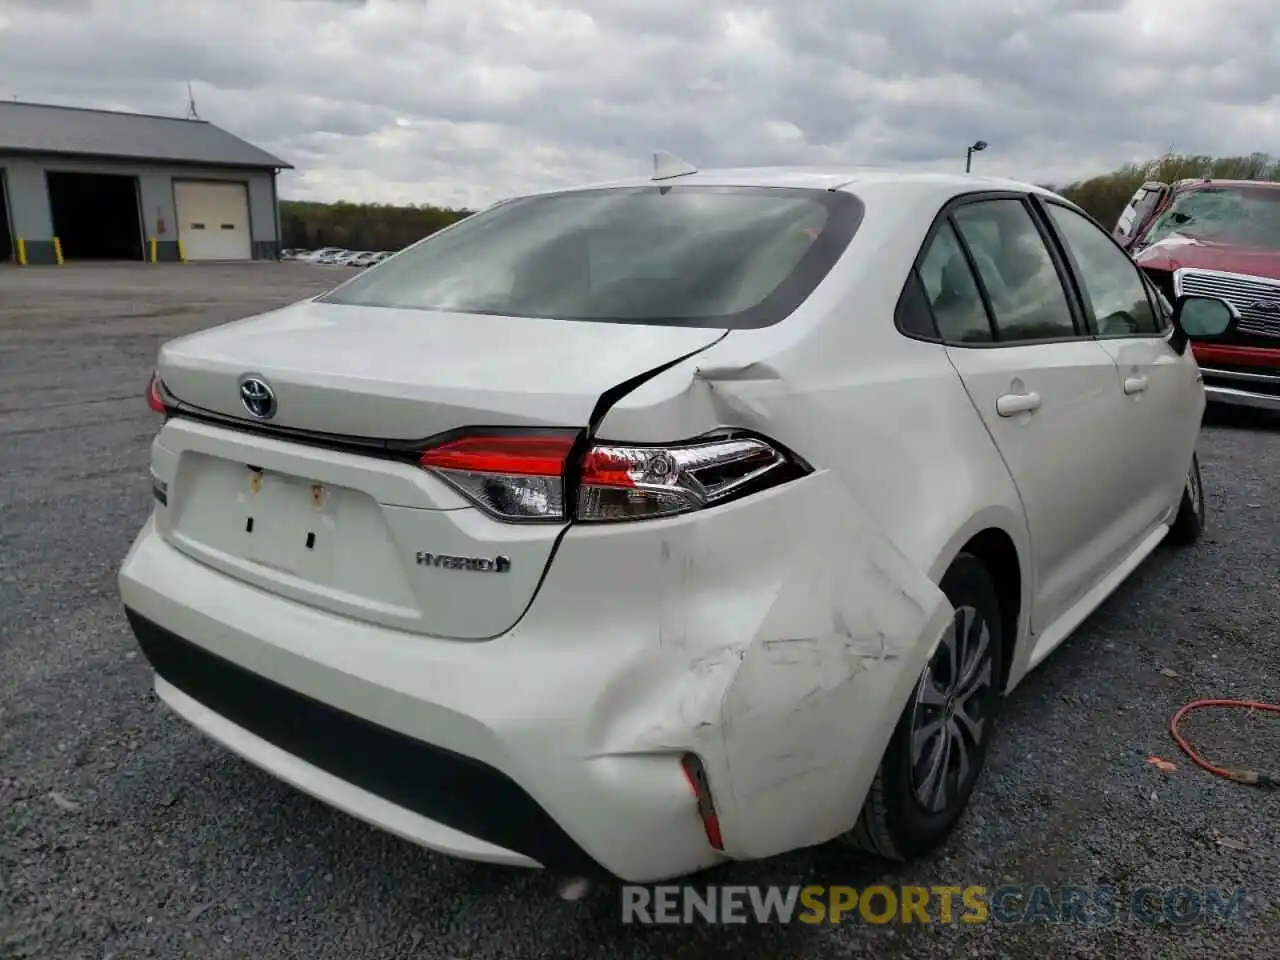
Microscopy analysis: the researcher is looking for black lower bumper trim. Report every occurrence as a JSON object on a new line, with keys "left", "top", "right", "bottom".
{"left": 124, "top": 608, "right": 609, "bottom": 878}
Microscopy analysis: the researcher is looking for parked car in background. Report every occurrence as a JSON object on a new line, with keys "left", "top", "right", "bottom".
{"left": 1114, "top": 178, "right": 1280, "bottom": 413}
{"left": 282, "top": 247, "right": 395, "bottom": 265}
{"left": 124, "top": 165, "right": 1232, "bottom": 884}
{"left": 300, "top": 247, "right": 346, "bottom": 263}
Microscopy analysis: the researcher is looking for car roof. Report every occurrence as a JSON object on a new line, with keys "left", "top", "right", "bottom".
{"left": 512, "top": 165, "right": 1060, "bottom": 208}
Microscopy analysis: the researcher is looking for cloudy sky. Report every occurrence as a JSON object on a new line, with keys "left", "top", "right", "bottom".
{"left": 1, "top": 0, "right": 1276, "bottom": 208}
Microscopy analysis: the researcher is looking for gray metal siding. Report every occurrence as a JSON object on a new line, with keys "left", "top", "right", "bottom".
{"left": 245, "top": 175, "right": 277, "bottom": 243}
{"left": 0, "top": 153, "right": 280, "bottom": 257}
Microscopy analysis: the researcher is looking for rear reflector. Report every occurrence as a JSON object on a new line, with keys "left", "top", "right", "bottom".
{"left": 680, "top": 754, "right": 724, "bottom": 851}
{"left": 150, "top": 469, "right": 168, "bottom": 506}
{"left": 146, "top": 373, "right": 167, "bottom": 413}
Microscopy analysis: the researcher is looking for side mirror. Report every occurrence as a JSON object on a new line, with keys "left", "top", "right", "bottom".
{"left": 1169, "top": 294, "right": 1238, "bottom": 355}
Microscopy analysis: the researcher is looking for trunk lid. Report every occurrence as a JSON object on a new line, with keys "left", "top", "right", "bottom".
{"left": 152, "top": 300, "right": 724, "bottom": 640}
{"left": 157, "top": 299, "right": 725, "bottom": 440}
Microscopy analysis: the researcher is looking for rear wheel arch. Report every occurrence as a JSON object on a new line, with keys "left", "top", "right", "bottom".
{"left": 945, "top": 527, "right": 1023, "bottom": 692}
{"left": 847, "top": 539, "right": 1011, "bottom": 860}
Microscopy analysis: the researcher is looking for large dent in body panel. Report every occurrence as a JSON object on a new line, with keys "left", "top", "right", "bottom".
{"left": 715, "top": 493, "right": 951, "bottom": 858}
{"left": 596, "top": 472, "right": 950, "bottom": 860}
{"left": 589, "top": 367, "right": 952, "bottom": 860}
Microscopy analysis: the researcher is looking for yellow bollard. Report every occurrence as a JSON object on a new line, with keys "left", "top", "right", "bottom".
{"left": 177, "top": 239, "right": 187, "bottom": 263}
{"left": 149, "top": 237, "right": 158, "bottom": 263}
{"left": 16, "top": 237, "right": 26, "bottom": 266}
{"left": 53, "top": 236, "right": 64, "bottom": 265}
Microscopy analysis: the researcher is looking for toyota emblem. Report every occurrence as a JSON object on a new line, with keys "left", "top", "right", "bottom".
{"left": 238, "top": 375, "right": 277, "bottom": 420}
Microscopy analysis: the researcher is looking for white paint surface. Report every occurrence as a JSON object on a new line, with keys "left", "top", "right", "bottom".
{"left": 121, "top": 167, "right": 1210, "bottom": 882}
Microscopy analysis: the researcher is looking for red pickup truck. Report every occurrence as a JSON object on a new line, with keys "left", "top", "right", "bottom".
{"left": 1113, "top": 178, "right": 1280, "bottom": 414}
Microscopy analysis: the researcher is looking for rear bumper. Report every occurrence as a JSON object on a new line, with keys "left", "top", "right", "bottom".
{"left": 1201, "top": 366, "right": 1280, "bottom": 413}
{"left": 119, "top": 516, "right": 712, "bottom": 882}
{"left": 119, "top": 468, "right": 951, "bottom": 883}
{"left": 126, "top": 609, "right": 597, "bottom": 875}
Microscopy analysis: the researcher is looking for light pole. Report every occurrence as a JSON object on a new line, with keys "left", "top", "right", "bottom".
{"left": 965, "top": 140, "right": 988, "bottom": 173}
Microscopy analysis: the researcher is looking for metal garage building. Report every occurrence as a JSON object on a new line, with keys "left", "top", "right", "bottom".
{"left": 0, "top": 100, "right": 290, "bottom": 265}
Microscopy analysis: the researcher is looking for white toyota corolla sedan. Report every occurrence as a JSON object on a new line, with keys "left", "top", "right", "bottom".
{"left": 119, "top": 161, "right": 1236, "bottom": 884}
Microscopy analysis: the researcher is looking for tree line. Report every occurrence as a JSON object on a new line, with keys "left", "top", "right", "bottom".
{"left": 279, "top": 199, "right": 475, "bottom": 252}
{"left": 280, "top": 152, "right": 1280, "bottom": 253}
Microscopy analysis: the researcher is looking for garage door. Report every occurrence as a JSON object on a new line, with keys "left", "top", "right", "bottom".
{"left": 174, "top": 181, "right": 251, "bottom": 260}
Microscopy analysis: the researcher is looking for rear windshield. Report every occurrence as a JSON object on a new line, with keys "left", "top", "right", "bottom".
{"left": 319, "top": 185, "right": 864, "bottom": 328}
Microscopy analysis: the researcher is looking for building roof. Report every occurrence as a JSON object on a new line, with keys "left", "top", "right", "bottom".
{"left": 0, "top": 101, "right": 291, "bottom": 170}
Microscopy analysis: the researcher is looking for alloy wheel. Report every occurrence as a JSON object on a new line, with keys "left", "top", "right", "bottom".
{"left": 908, "top": 605, "right": 994, "bottom": 814}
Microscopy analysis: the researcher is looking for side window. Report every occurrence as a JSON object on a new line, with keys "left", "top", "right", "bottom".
{"left": 952, "top": 200, "right": 1078, "bottom": 341}
{"left": 1043, "top": 203, "right": 1160, "bottom": 336}
{"left": 894, "top": 268, "right": 939, "bottom": 339}
{"left": 1141, "top": 273, "right": 1173, "bottom": 330}
{"left": 917, "top": 221, "right": 992, "bottom": 343}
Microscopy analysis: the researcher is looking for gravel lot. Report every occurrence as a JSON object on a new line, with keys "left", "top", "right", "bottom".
{"left": 2, "top": 262, "right": 1277, "bottom": 959}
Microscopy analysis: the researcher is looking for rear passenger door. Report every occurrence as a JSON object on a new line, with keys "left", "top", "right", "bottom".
{"left": 1038, "top": 199, "right": 1201, "bottom": 536}
{"left": 923, "top": 194, "right": 1134, "bottom": 637}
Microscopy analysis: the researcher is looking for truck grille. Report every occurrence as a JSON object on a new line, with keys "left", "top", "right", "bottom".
{"left": 1176, "top": 269, "right": 1280, "bottom": 338}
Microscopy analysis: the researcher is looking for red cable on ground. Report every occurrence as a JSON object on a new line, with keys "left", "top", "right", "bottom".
{"left": 1170, "top": 699, "right": 1280, "bottom": 789}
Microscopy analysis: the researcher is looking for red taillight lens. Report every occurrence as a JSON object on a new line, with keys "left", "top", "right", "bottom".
{"left": 419, "top": 433, "right": 575, "bottom": 522}
{"left": 418, "top": 430, "right": 803, "bottom": 524}
{"left": 420, "top": 435, "right": 575, "bottom": 476}
{"left": 146, "top": 374, "right": 167, "bottom": 413}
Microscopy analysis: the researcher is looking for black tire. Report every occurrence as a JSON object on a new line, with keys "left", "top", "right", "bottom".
{"left": 845, "top": 552, "right": 1004, "bottom": 861}
{"left": 1166, "top": 451, "right": 1205, "bottom": 547}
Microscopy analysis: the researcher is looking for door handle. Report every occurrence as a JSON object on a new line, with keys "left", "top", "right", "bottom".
{"left": 996, "top": 391, "right": 1042, "bottom": 417}
{"left": 1123, "top": 375, "right": 1149, "bottom": 395}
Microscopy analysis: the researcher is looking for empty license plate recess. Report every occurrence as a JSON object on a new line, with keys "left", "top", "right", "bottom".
{"left": 240, "top": 468, "right": 333, "bottom": 574}
{"left": 169, "top": 453, "right": 404, "bottom": 602}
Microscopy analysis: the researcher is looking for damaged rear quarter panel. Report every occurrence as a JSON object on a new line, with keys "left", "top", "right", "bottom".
{"left": 584, "top": 263, "right": 1028, "bottom": 857}
{"left": 711, "top": 486, "right": 953, "bottom": 858}
{"left": 572, "top": 470, "right": 952, "bottom": 862}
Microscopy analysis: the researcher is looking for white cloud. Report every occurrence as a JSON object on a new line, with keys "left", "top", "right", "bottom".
{"left": 1, "top": 0, "right": 1275, "bottom": 207}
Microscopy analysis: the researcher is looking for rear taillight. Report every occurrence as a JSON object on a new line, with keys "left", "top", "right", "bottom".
{"left": 146, "top": 373, "right": 167, "bottom": 413}
{"left": 418, "top": 430, "right": 806, "bottom": 523}
{"left": 578, "top": 436, "right": 791, "bottom": 521}
{"left": 420, "top": 433, "right": 575, "bottom": 521}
